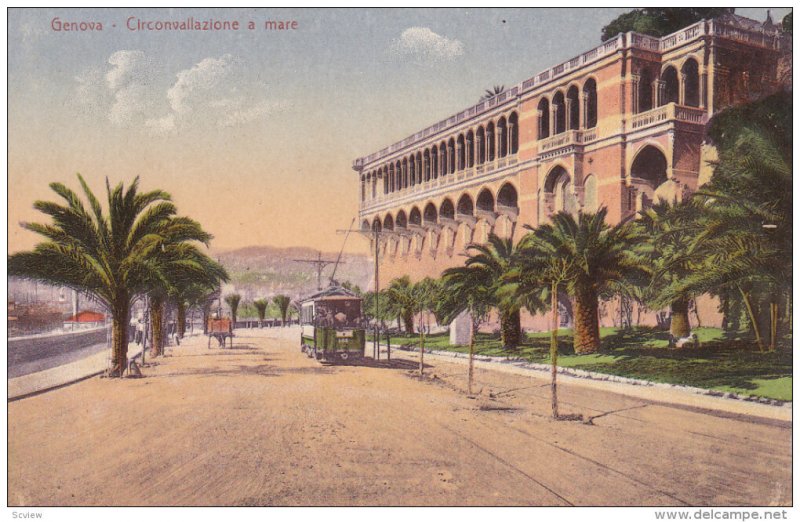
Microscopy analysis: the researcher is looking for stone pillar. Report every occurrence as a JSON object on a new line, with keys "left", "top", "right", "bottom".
{"left": 507, "top": 123, "right": 515, "bottom": 154}
{"left": 565, "top": 98, "right": 573, "bottom": 131}
{"left": 655, "top": 79, "right": 665, "bottom": 107}
{"left": 699, "top": 70, "right": 708, "bottom": 109}
{"left": 449, "top": 309, "right": 472, "bottom": 346}
{"left": 679, "top": 73, "right": 686, "bottom": 106}
{"left": 630, "top": 74, "right": 640, "bottom": 114}
{"left": 581, "top": 92, "right": 589, "bottom": 128}
{"left": 551, "top": 106, "right": 558, "bottom": 136}
{"left": 496, "top": 126, "right": 504, "bottom": 158}
{"left": 456, "top": 141, "right": 463, "bottom": 170}
{"left": 666, "top": 130, "right": 675, "bottom": 180}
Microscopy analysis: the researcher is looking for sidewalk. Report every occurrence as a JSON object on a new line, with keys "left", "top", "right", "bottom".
{"left": 8, "top": 343, "right": 142, "bottom": 401}
{"left": 383, "top": 343, "right": 792, "bottom": 423}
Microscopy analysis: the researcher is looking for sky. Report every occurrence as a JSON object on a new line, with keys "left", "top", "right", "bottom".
{"left": 7, "top": 7, "right": 790, "bottom": 254}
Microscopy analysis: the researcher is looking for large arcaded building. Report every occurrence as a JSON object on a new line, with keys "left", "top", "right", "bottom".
{"left": 353, "top": 14, "right": 790, "bottom": 313}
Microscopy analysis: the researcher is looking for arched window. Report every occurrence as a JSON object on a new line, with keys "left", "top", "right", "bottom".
{"left": 630, "top": 145, "right": 669, "bottom": 210}
{"left": 553, "top": 91, "right": 566, "bottom": 135}
{"left": 409, "top": 207, "right": 422, "bottom": 227}
{"left": 424, "top": 203, "right": 438, "bottom": 225}
{"left": 661, "top": 66, "right": 679, "bottom": 105}
{"left": 388, "top": 164, "right": 394, "bottom": 192}
{"left": 372, "top": 218, "right": 382, "bottom": 233}
{"left": 371, "top": 171, "right": 377, "bottom": 199}
{"left": 360, "top": 174, "right": 365, "bottom": 201}
{"left": 583, "top": 174, "right": 598, "bottom": 212}
{"left": 567, "top": 86, "right": 580, "bottom": 130}
{"left": 639, "top": 69, "right": 653, "bottom": 113}
{"left": 508, "top": 112, "right": 519, "bottom": 154}
{"left": 631, "top": 146, "right": 668, "bottom": 188}
{"left": 448, "top": 138, "right": 456, "bottom": 174}
{"left": 476, "top": 126, "right": 486, "bottom": 164}
{"left": 496, "top": 117, "right": 507, "bottom": 158}
{"left": 383, "top": 214, "right": 394, "bottom": 231}
{"left": 361, "top": 219, "right": 370, "bottom": 231}
{"left": 457, "top": 134, "right": 466, "bottom": 170}
{"left": 423, "top": 149, "right": 431, "bottom": 181}
{"left": 395, "top": 161, "right": 402, "bottom": 191}
{"left": 402, "top": 158, "right": 408, "bottom": 189}
{"left": 457, "top": 194, "right": 474, "bottom": 217}
{"left": 396, "top": 210, "right": 407, "bottom": 229}
{"left": 682, "top": 58, "right": 700, "bottom": 107}
{"left": 537, "top": 98, "right": 550, "bottom": 139}
{"left": 497, "top": 183, "right": 518, "bottom": 209}
{"left": 431, "top": 147, "right": 438, "bottom": 179}
{"left": 416, "top": 152, "right": 423, "bottom": 184}
{"left": 409, "top": 155, "right": 416, "bottom": 186}
{"left": 383, "top": 166, "right": 388, "bottom": 194}
{"left": 486, "top": 122, "right": 495, "bottom": 161}
{"left": 466, "top": 130, "right": 475, "bottom": 167}
{"left": 439, "top": 142, "right": 447, "bottom": 176}
{"left": 440, "top": 199, "right": 455, "bottom": 220}
{"left": 583, "top": 79, "right": 598, "bottom": 129}
{"left": 544, "top": 166, "right": 576, "bottom": 213}
{"left": 476, "top": 188, "right": 494, "bottom": 213}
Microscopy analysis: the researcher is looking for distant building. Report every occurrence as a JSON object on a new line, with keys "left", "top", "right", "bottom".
{"left": 64, "top": 311, "right": 106, "bottom": 329}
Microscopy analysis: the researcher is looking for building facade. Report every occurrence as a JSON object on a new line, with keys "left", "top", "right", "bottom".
{"left": 353, "top": 14, "right": 790, "bottom": 323}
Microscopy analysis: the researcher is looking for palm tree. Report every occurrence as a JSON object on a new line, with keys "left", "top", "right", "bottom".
{"left": 481, "top": 85, "right": 505, "bottom": 100}
{"left": 634, "top": 199, "right": 703, "bottom": 340}
{"left": 253, "top": 299, "right": 268, "bottom": 327}
{"left": 439, "top": 269, "right": 493, "bottom": 395}
{"left": 8, "top": 174, "right": 188, "bottom": 376}
{"left": 384, "top": 276, "right": 419, "bottom": 334}
{"left": 504, "top": 233, "right": 571, "bottom": 418}
{"left": 457, "top": 234, "right": 524, "bottom": 350}
{"left": 147, "top": 240, "right": 227, "bottom": 357}
{"left": 272, "top": 294, "right": 291, "bottom": 326}
{"left": 225, "top": 293, "right": 241, "bottom": 325}
{"left": 684, "top": 94, "right": 792, "bottom": 351}
{"left": 524, "top": 209, "right": 645, "bottom": 354}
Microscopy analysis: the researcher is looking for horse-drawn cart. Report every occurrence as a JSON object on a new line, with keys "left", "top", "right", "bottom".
{"left": 207, "top": 318, "right": 234, "bottom": 349}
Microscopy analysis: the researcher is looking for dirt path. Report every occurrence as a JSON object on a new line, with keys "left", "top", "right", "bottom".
{"left": 8, "top": 328, "right": 791, "bottom": 506}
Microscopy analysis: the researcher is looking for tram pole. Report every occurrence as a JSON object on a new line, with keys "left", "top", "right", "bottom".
{"left": 374, "top": 225, "right": 379, "bottom": 360}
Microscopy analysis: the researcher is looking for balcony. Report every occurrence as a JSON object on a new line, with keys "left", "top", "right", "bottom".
{"left": 630, "top": 103, "right": 707, "bottom": 132}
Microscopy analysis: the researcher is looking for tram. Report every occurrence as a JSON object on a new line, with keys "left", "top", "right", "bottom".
{"left": 299, "top": 286, "right": 366, "bottom": 364}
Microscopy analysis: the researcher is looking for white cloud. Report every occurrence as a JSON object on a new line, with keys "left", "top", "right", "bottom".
{"left": 74, "top": 51, "right": 286, "bottom": 136}
{"left": 167, "top": 54, "right": 236, "bottom": 113}
{"left": 390, "top": 27, "right": 464, "bottom": 63}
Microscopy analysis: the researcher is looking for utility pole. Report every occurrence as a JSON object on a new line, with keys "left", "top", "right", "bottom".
{"left": 337, "top": 223, "right": 386, "bottom": 360}
{"left": 293, "top": 252, "right": 338, "bottom": 291}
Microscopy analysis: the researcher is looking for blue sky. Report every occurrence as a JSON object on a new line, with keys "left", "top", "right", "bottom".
{"left": 8, "top": 7, "right": 790, "bottom": 253}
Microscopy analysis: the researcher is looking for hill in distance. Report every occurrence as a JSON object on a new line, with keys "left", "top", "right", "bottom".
{"left": 211, "top": 245, "right": 373, "bottom": 303}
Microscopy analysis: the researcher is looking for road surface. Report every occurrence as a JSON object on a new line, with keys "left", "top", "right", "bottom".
{"left": 8, "top": 327, "right": 791, "bottom": 506}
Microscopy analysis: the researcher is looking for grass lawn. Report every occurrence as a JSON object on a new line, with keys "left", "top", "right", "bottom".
{"left": 373, "top": 327, "right": 792, "bottom": 401}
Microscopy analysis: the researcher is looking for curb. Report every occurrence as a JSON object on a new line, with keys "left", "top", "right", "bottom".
{"left": 386, "top": 343, "right": 792, "bottom": 409}
{"left": 8, "top": 346, "right": 143, "bottom": 402}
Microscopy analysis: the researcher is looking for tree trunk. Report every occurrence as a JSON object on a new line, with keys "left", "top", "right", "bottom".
{"left": 110, "top": 303, "right": 129, "bottom": 377}
{"left": 150, "top": 298, "right": 165, "bottom": 357}
{"left": 403, "top": 311, "right": 414, "bottom": 335}
{"left": 500, "top": 308, "right": 521, "bottom": 350}
{"left": 670, "top": 299, "right": 691, "bottom": 339}
{"left": 177, "top": 302, "right": 186, "bottom": 339}
{"left": 769, "top": 301, "right": 779, "bottom": 352}
{"left": 738, "top": 285, "right": 765, "bottom": 352}
{"left": 468, "top": 313, "right": 476, "bottom": 395}
{"left": 550, "top": 281, "right": 559, "bottom": 419}
{"left": 418, "top": 310, "right": 425, "bottom": 377}
{"left": 202, "top": 303, "right": 210, "bottom": 335}
{"left": 573, "top": 288, "right": 600, "bottom": 354}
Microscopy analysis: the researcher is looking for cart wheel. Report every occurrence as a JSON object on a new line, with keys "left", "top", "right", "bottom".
{"left": 340, "top": 352, "right": 349, "bottom": 361}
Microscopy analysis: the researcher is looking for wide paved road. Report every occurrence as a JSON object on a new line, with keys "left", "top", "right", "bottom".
{"left": 8, "top": 328, "right": 791, "bottom": 506}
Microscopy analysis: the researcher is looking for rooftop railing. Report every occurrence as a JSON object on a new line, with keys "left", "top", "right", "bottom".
{"left": 353, "top": 16, "right": 785, "bottom": 171}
